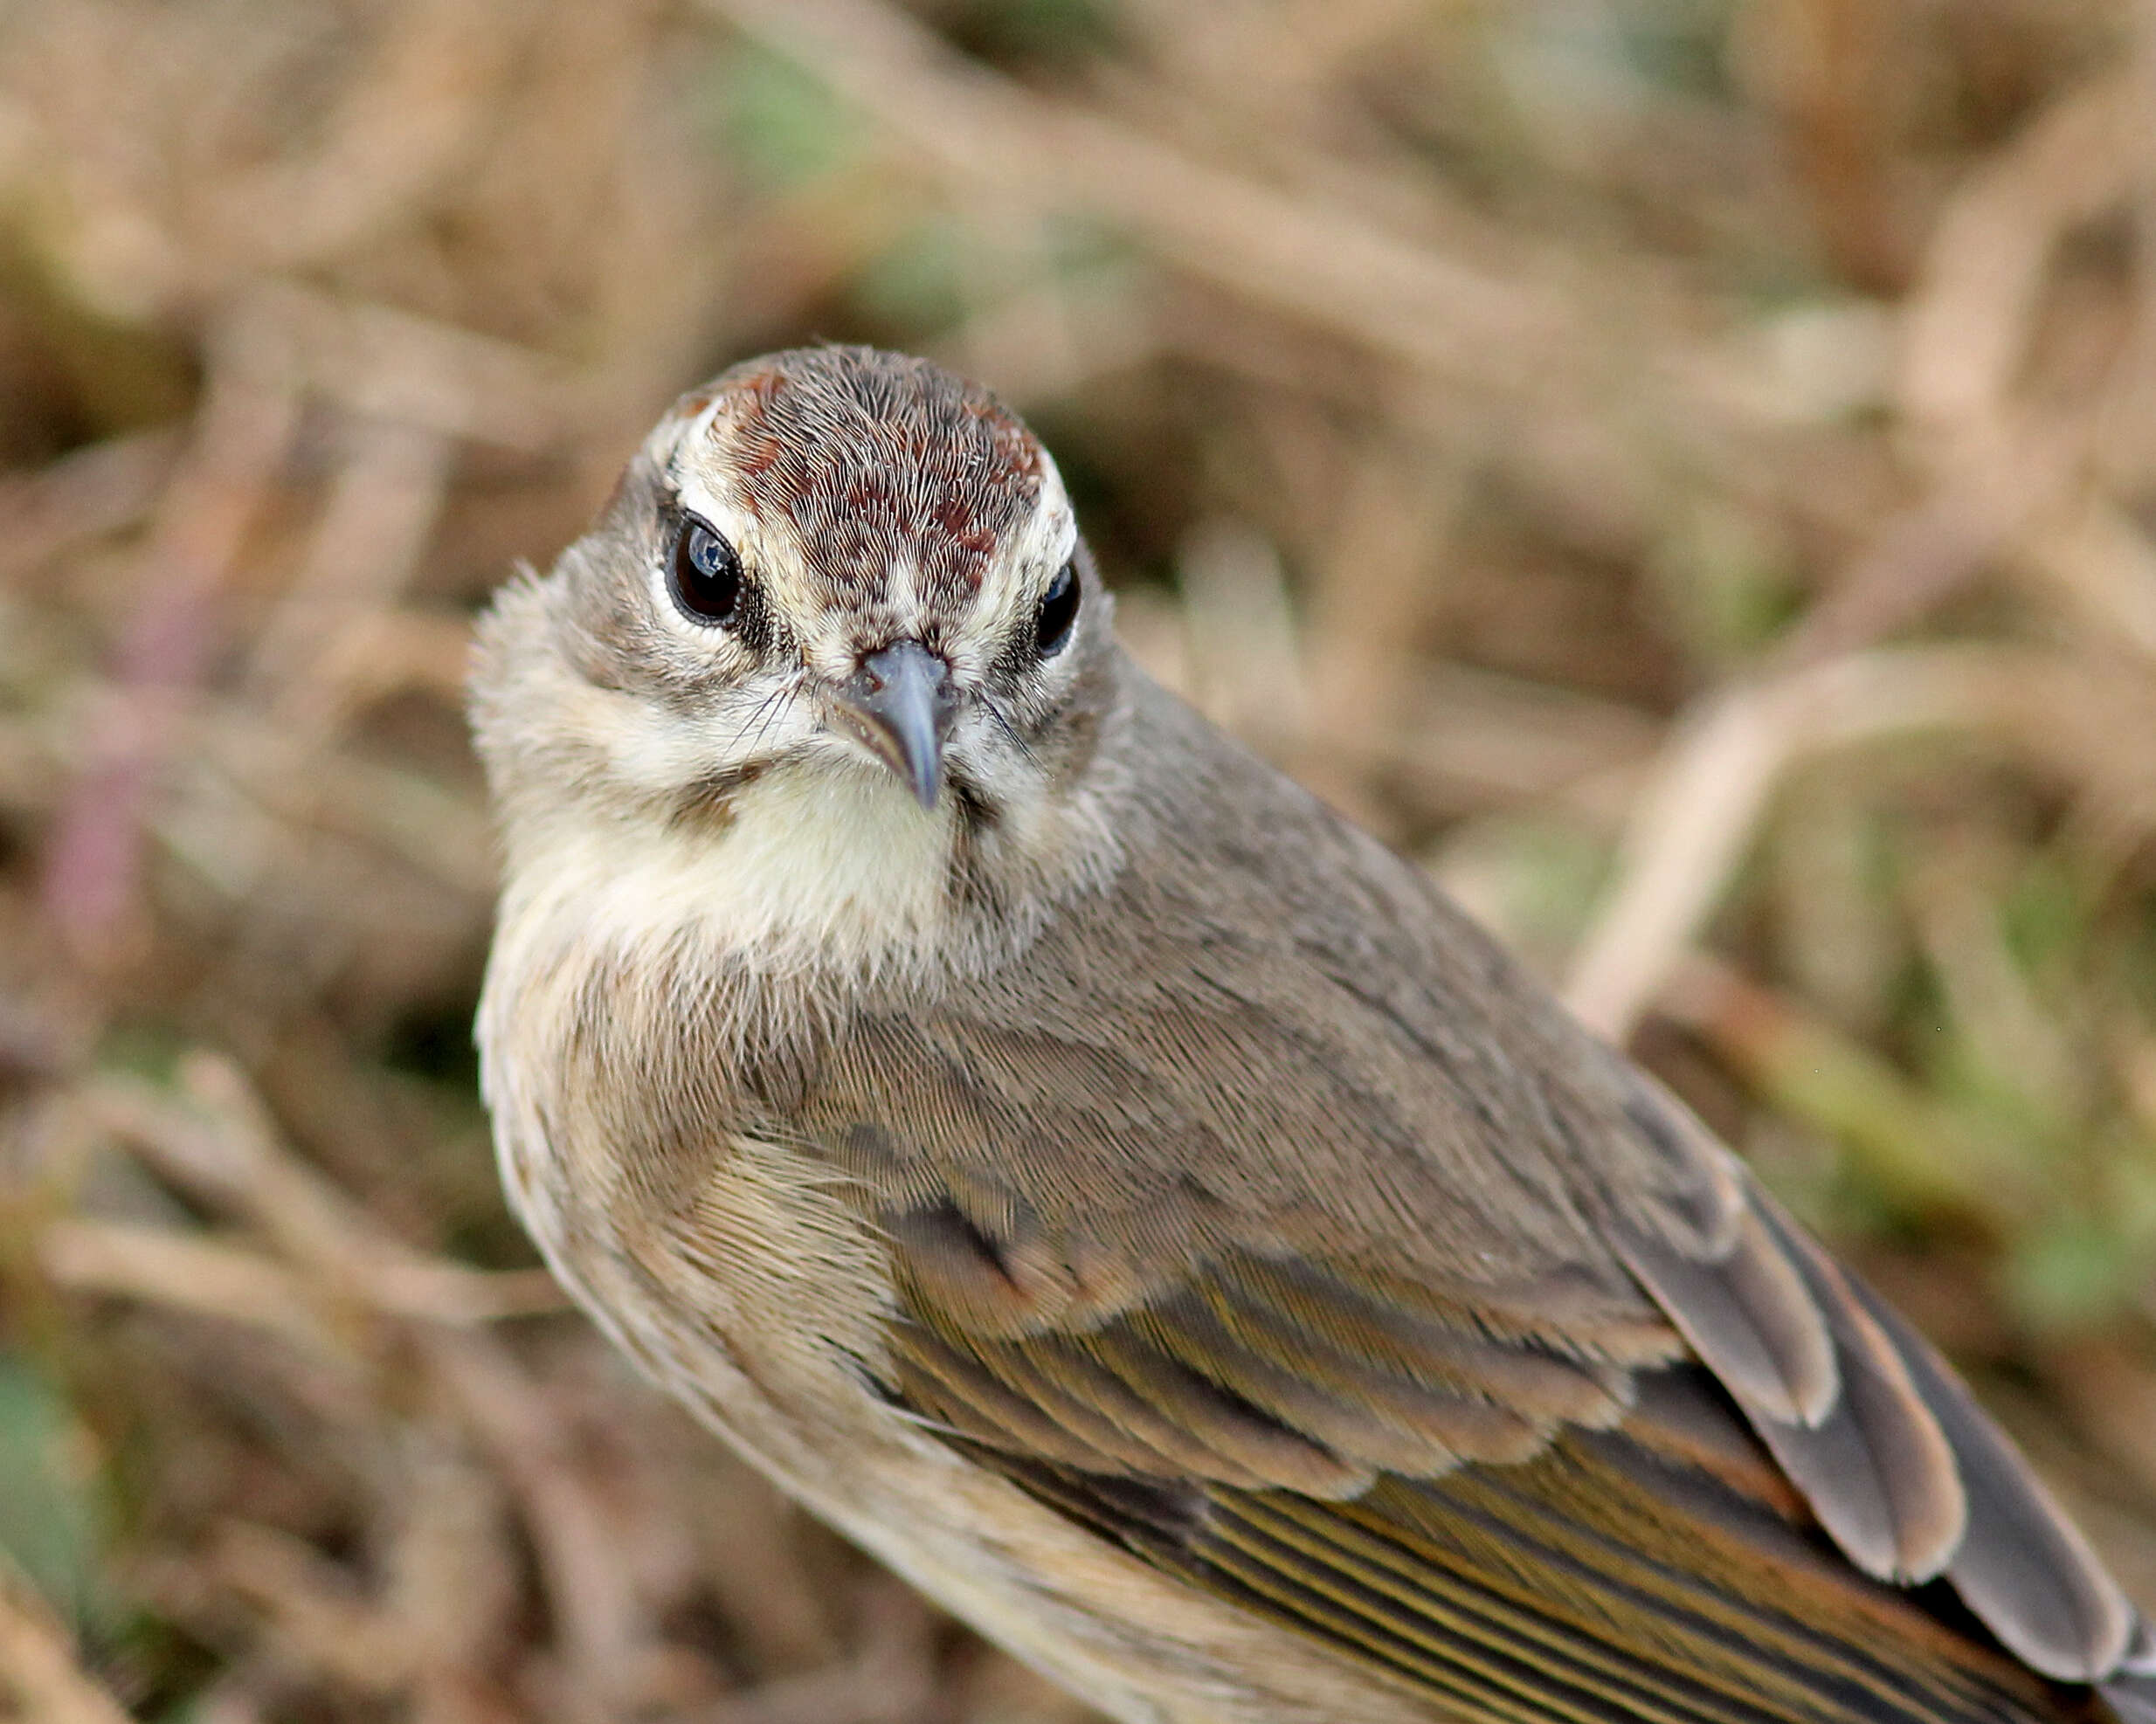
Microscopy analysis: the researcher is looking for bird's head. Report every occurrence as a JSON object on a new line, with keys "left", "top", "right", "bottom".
{"left": 471, "top": 346, "right": 1124, "bottom": 971}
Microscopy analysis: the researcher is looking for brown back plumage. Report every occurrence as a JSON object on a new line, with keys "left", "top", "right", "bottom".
{"left": 743, "top": 676, "right": 2152, "bottom": 1723}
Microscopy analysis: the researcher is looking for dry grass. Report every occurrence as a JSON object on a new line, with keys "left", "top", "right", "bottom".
{"left": 3, "top": 2, "right": 2156, "bottom": 1718}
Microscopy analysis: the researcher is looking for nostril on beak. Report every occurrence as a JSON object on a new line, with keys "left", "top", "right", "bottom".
{"left": 839, "top": 639, "right": 953, "bottom": 810}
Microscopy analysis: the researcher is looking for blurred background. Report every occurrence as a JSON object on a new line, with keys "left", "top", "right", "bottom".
{"left": 3, "top": 1, "right": 2156, "bottom": 1719}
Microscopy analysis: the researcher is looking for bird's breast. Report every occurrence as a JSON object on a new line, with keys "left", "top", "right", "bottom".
{"left": 473, "top": 864, "right": 1453, "bottom": 1724}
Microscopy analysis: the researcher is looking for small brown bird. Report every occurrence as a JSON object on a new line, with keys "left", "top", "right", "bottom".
{"left": 472, "top": 345, "right": 2156, "bottom": 1724}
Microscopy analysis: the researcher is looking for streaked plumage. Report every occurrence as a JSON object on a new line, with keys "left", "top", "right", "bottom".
{"left": 472, "top": 346, "right": 2156, "bottom": 1724}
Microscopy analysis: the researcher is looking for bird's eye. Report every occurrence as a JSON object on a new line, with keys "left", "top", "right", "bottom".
{"left": 669, "top": 514, "right": 743, "bottom": 625}
{"left": 1035, "top": 560, "right": 1079, "bottom": 657}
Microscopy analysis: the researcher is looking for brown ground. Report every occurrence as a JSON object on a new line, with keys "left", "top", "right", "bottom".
{"left": 3, "top": 3, "right": 2155, "bottom": 1720}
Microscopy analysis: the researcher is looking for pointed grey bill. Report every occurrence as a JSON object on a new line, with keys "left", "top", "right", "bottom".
{"left": 835, "top": 639, "right": 953, "bottom": 810}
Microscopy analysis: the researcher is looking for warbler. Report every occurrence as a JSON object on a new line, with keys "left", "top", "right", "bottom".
{"left": 472, "top": 345, "right": 2156, "bottom": 1724}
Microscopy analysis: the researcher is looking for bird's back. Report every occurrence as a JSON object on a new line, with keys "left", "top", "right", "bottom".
{"left": 773, "top": 666, "right": 2156, "bottom": 1724}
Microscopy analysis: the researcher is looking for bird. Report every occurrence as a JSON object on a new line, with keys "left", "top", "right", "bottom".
{"left": 470, "top": 343, "right": 2156, "bottom": 1724}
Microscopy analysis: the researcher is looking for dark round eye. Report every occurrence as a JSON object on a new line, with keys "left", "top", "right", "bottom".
{"left": 669, "top": 514, "right": 742, "bottom": 625}
{"left": 1035, "top": 559, "right": 1079, "bottom": 657}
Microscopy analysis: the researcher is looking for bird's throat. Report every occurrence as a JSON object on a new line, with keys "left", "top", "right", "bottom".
{"left": 509, "top": 762, "right": 960, "bottom": 981}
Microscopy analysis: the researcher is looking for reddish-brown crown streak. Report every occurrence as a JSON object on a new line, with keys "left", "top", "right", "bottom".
{"left": 702, "top": 348, "right": 1043, "bottom": 607}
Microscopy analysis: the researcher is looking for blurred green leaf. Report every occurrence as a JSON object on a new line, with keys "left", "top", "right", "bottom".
{"left": 1611, "top": 0, "right": 1738, "bottom": 98}
{"left": 2001, "top": 852, "right": 2087, "bottom": 985}
{"left": 2004, "top": 1218, "right": 2138, "bottom": 1331}
{"left": 1649, "top": 495, "right": 1803, "bottom": 659}
{"left": 93, "top": 1024, "right": 190, "bottom": 1086}
{"left": 1928, "top": 1038, "right": 2064, "bottom": 1169}
{"left": 0, "top": 1351, "right": 114, "bottom": 1638}
{"left": 709, "top": 43, "right": 863, "bottom": 190}
{"left": 851, "top": 214, "right": 969, "bottom": 336}
{"left": 1694, "top": 966, "right": 2031, "bottom": 1235}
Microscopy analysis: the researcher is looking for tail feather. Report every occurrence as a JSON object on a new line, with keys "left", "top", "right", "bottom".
{"left": 2100, "top": 1626, "right": 2156, "bottom": 1724}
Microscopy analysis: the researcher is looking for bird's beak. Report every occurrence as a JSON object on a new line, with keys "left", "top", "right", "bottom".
{"left": 833, "top": 640, "right": 953, "bottom": 810}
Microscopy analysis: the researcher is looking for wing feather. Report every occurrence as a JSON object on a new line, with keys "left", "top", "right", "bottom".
{"left": 782, "top": 674, "right": 2147, "bottom": 1719}
{"left": 1843, "top": 1270, "right": 2133, "bottom": 1680}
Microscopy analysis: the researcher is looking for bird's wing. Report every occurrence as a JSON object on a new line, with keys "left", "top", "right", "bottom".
{"left": 773, "top": 683, "right": 2149, "bottom": 1721}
